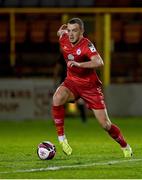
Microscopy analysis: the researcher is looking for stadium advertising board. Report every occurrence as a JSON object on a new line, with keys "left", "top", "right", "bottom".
{"left": 0, "top": 79, "right": 54, "bottom": 120}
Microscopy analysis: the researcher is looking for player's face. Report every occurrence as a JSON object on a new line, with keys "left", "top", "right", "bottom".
{"left": 67, "top": 23, "right": 83, "bottom": 44}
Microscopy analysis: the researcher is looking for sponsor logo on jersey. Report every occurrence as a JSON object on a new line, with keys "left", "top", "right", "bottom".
{"left": 88, "top": 43, "right": 96, "bottom": 52}
{"left": 68, "top": 54, "right": 74, "bottom": 60}
{"left": 76, "top": 48, "right": 81, "bottom": 55}
{"left": 63, "top": 46, "right": 67, "bottom": 50}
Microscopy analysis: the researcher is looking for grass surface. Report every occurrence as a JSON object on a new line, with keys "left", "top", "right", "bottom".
{"left": 0, "top": 117, "right": 142, "bottom": 179}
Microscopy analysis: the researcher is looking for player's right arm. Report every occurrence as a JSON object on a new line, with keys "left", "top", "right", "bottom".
{"left": 67, "top": 41, "right": 104, "bottom": 69}
{"left": 67, "top": 54, "right": 104, "bottom": 69}
{"left": 57, "top": 24, "right": 68, "bottom": 37}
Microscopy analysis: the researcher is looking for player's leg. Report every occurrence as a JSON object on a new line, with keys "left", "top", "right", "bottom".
{"left": 52, "top": 85, "right": 75, "bottom": 155}
{"left": 79, "top": 83, "right": 132, "bottom": 157}
{"left": 92, "top": 108, "right": 132, "bottom": 157}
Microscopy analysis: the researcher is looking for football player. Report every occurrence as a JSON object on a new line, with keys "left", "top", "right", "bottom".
{"left": 52, "top": 18, "right": 132, "bottom": 157}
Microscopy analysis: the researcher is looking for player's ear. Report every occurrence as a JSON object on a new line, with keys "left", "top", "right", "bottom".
{"left": 81, "top": 28, "right": 84, "bottom": 35}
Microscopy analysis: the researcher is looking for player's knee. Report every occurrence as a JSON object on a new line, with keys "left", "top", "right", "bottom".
{"left": 53, "top": 93, "right": 66, "bottom": 106}
{"left": 52, "top": 94, "right": 62, "bottom": 106}
{"left": 101, "top": 120, "right": 111, "bottom": 131}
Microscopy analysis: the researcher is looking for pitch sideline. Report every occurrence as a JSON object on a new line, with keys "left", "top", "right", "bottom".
{"left": 0, "top": 158, "right": 142, "bottom": 174}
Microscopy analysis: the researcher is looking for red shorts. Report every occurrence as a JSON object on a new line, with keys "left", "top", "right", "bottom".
{"left": 62, "top": 78, "right": 106, "bottom": 110}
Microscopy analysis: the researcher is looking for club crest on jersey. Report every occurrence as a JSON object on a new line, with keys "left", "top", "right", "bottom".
{"left": 76, "top": 48, "right": 81, "bottom": 55}
{"left": 68, "top": 54, "right": 74, "bottom": 60}
{"left": 88, "top": 43, "right": 96, "bottom": 52}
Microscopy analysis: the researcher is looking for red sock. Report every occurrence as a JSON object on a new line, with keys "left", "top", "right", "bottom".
{"left": 52, "top": 105, "right": 65, "bottom": 136}
{"left": 107, "top": 124, "right": 127, "bottom": 147}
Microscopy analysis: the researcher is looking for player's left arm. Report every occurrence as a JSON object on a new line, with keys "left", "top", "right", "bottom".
{"left": 67, "top": 54, "right": 104, "bottom": 68}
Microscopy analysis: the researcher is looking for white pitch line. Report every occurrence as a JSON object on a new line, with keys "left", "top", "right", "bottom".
{"left": 0, "top": 158, "right": 142, "bottom": 174}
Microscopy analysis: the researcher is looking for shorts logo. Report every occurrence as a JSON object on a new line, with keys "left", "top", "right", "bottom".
{"left": 76, "top": 48, "right": 81, "bottom": 55}
{"left": 68, "top": 54, "right": 74, "bottom": 60}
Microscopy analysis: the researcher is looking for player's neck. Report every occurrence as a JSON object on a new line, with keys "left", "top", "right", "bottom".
{"left": 71, "top": 36, "right": 84, "bottom": 47}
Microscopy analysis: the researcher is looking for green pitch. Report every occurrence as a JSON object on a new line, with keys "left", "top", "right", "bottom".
{"left": 0, "top": 117, "right": 142, "bottom": 179}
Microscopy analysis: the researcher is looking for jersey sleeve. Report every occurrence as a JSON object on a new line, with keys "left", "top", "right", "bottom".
{"left": 85, "top": 41, "right": 98, "bottom": 59}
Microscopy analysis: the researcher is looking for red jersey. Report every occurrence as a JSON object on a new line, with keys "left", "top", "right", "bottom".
{"left": 59, "top": 33, "right": 102, "bottom": 85}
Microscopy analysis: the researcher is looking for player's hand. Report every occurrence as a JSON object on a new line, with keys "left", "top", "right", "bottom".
{"left": 57, "top": 24, "right": 68, "bottom": 36}
{"left": 60, "top": 24, "right": 68, "bottom": 30}
{"left": 67, "top": 61, "right": 81, "bottom": 67}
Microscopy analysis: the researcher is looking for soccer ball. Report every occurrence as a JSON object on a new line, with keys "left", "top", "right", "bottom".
{"left": 37, "top": 141, "right": 56, "bottom": 160}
